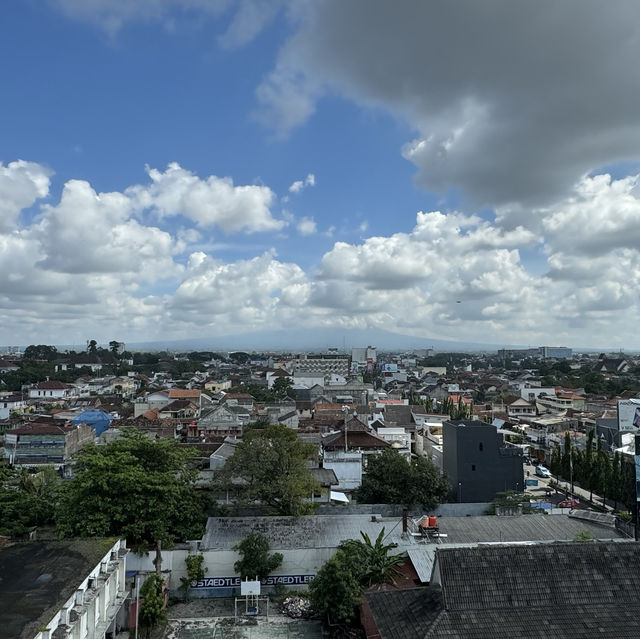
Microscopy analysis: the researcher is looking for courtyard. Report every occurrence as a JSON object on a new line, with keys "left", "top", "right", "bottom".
{"left": 162, "top": 598, "right": 325, "bottom": 639}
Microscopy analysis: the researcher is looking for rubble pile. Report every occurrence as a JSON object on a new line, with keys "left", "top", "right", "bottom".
{"left": 281, "top": 596, "right": 314, "bottom": 618}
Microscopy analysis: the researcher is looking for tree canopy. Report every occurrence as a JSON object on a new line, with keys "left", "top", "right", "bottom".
{"left": 139, "top": 574, "right": 166, "bottom": 637}
{"left": 23, "top": 344, "right": 59, "bottom": 361}
{"left": 56, "top": 430, "right": 207, "bottom": 548}
{"left": 309, "top": 528, "right": 406, "bottom": 623}
{"left": 233, "top": 532, "right": 283, "bottom": 580}
{"left": 272, "top": 376, "right": 295, "bottom": 399}
{"left": 0, "top": 467, "right": 58, "bottom": 538}
{"left": 217, "top": 424, "right": 318, "bottom": 515}
{"left": 354, "top": 448, "right": 449, "bottom": 508}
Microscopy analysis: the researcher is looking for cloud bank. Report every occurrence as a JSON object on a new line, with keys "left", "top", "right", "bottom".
{"left": 1, "top": 160, "right": 640, "bottom": 347}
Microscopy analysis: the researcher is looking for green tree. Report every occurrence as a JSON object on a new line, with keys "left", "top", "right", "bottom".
{"left": 561, "top": 432, "right": 572, "bottom": 479}
{"left": 229, "top": 351, "right": 251, "bottom": 364}
{"left": 340, "top": 529, "right": 406, "bottom": 587}
{"left": 354, "top": 448, "right": 448, "bottom": 508}
{"left": 87, "top": 339, "right": 98, "bottom": 354}
{"left": 217, "top": 424, "right": 318, "bottom": 515}
{"left": 56, "top": 430, "right": 206, "bottom": 549}
{"left": 233, "top": 532, "right": 283, "bottom": 580}
{"left": 23, "top": 344, "right": 58, "bottom": 361}
{"left": 309, "top": 528, "right": 406, "bottom": 623}
{"left": 308, "top": 549, "right": 363, "bottom": 623}
{"left": 0, "top": 467, "right": 59, "bottom": 537}
{"left": 179, "top": 553, "right": 206, "bottom": 602}
{"left": 272, "top": 376, "right": 295, "bottom": 399}
{"left": 139, "top": 574, "right": 166, "bottom": 638}
{"left": 549, "top": 446, "right": 561, "bottom": 477}
{"left": 610, "top": 451, "right": 623, "bottom": 509}
{"left": 583, "top": 372, "right": 605, "bottom": 395}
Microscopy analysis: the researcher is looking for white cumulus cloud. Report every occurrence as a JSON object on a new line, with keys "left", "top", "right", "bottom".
{"left": 296, "top": 216, "right": 317, "bottom": 236}
{"left": 0, "top": 160, "right": 52, "bottom": 232}
{"left": 128, "top": 162, "right": 284, "bottom": 233}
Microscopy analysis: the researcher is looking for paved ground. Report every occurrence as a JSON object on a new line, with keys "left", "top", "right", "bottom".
{"left": 164, "top": 619, "right": 325, "bottom": 639}
{"left": 163, "top": 599, "right": 325, "bottom": 639}
{"left": 524, "top": 461, "right": 614, "bottom": 512}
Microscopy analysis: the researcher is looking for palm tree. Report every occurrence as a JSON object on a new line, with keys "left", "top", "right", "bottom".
{"left": 341, "top": 528, "right": 406, "bottom": 588}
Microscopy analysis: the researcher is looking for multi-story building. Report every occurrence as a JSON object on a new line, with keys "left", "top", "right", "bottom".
{"left": 443, "top": 419, "right": 523, "bottom": 502}
{"left": 351, "top": 346, "right": 377, "bottom": 366}
{"left": 3, "top": 422, "right": 94, "bottom": 468}
{"left": 497, "top": 346, "right": 572, "bottom": 360}
{"left": 0, "top": 537, "right": 129, "bottom": 639}
{"left": 540, "top": 346, "right": 573, "bottom": 359}
{"left": 292, "top": 353, "right": 351, "bottom": 378}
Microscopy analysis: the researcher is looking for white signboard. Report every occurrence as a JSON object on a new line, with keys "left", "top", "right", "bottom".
{"left": 618, "top": 399, "right": 640, "bottom": 433}
{"left": 240, "top": 580, "right": 261, "bottom": 595}
{"left": 4, "top": 434, "right": 17, "bottom": 444}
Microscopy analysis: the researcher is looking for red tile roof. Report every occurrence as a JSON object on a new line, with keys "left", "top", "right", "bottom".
{"left": 9, "top": 423, "right": 71, "bottom": 435}
{"left": 32, "top": 380, "right": 72, "bottom": 390}
{"left": 168, "top": 389, "right": 201, "bottom": 399}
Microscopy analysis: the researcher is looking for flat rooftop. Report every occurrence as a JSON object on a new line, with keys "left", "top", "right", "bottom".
{"left": 201, "top": 515, "right": 409, "bottom": 551}
{"left": 435, "top": 514, "right": 626, "bottom": 544}
{"left": 0, "top": 539, "right": 117, "bottom": 639}
{"left": 200, "top": 512, "right": 625, "bottom": 552}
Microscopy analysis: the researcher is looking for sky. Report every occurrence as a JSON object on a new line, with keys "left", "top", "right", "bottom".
{"left": 2, "top": 0, "right": 640, "bottom": 350}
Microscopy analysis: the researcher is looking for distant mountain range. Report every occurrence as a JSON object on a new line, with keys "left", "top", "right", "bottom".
{"left": 125, "top": 327, "right": 505, "bottom": 353}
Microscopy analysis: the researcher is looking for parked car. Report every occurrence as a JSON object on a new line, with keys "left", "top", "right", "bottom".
{"left": 558, "top": 498, "right": 579, "bottom": 509}
{"left": 535, "top": 465, "right": 551, "bottom": 478}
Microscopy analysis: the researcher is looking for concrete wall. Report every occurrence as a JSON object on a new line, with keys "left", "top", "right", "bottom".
{"left": 127, "top": 546, "right": 336, "bottom": 599}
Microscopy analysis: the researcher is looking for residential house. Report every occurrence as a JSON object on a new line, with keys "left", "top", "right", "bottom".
{"left": 196, "top": 404, "right": 251, "bottom": 437}
{"left": 363, "top": 541, "right": 640, "bottom": 639}
{"left": 133, "top": 390, "right": 171, "bottom": 417}
{"left": 374, "top": 427, "right": 411, "bottom": 458}
{"left": 504, "top": 396, "right": 536, "bottom": 420}
{"left": 204, "top": 379, "right": 232, "bottom": 393}
{"left": 266, "top": 368, "right": 293, "bottom": 389}
{"left": 220, "top": 392, "right": 254, "bottom": 409}
{"left": 262, "top": 403, "right": 299, "bottom": 429}
{"left": 536, "top": 392, "right": 585, "bottom": 413}
{"left": 168, "top": 388, "right": 203, "bottom": 412}
{"left": 157, "top": 399, "right": 199, "bottom": 420}
{"left": 28, "top": 380, "right": 75, "bottom": 400}
{"left": 310, "top": 467, "right": 340, "bottom": 503}
{"left": 0, "top": 392, "right": 28, "bottom": 420}
{"left": 321, "top": 417, "right": 391, "bottom": 492}
{"left": 0, "top": 358, "right": 19, "bottom": 373}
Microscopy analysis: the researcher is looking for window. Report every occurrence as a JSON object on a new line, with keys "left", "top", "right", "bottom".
{"left": 471, "top": 464, "right": 476, "bottom": 471}
{"left": 479, "top": 442, "right": 484, "bottom": 452}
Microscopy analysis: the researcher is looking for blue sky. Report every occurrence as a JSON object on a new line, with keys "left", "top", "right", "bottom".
{"left": 2, "top": 1, "right": 640, "bottom": 349}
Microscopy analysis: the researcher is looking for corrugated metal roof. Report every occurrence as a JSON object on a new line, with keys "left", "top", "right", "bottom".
{"left": 407, "top": 546, "right": 437, "bottom": 582}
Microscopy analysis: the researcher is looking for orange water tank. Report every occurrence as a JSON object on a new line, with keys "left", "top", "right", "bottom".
{"left": 428, "top": 516, "right": 437, "bottom": 528}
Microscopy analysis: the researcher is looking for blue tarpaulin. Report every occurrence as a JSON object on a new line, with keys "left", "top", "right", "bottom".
{"left": 71, "top": 409, "right": 113, "bottom": 436}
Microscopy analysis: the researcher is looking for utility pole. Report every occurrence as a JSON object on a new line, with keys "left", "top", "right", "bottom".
{"left": 342, "top": 405, "right": 349, "bottom": 453}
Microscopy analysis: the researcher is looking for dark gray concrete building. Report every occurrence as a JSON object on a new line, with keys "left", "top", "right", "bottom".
{"left": 443, "top": 419, "right": 523, "bottom": 502}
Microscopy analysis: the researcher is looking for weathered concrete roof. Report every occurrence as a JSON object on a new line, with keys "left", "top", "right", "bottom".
{"left": 200, "top": 515, "right": 409, "bottom": 551}
{"left": 0, "top": 539, "right": 118, "bottom": 639}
